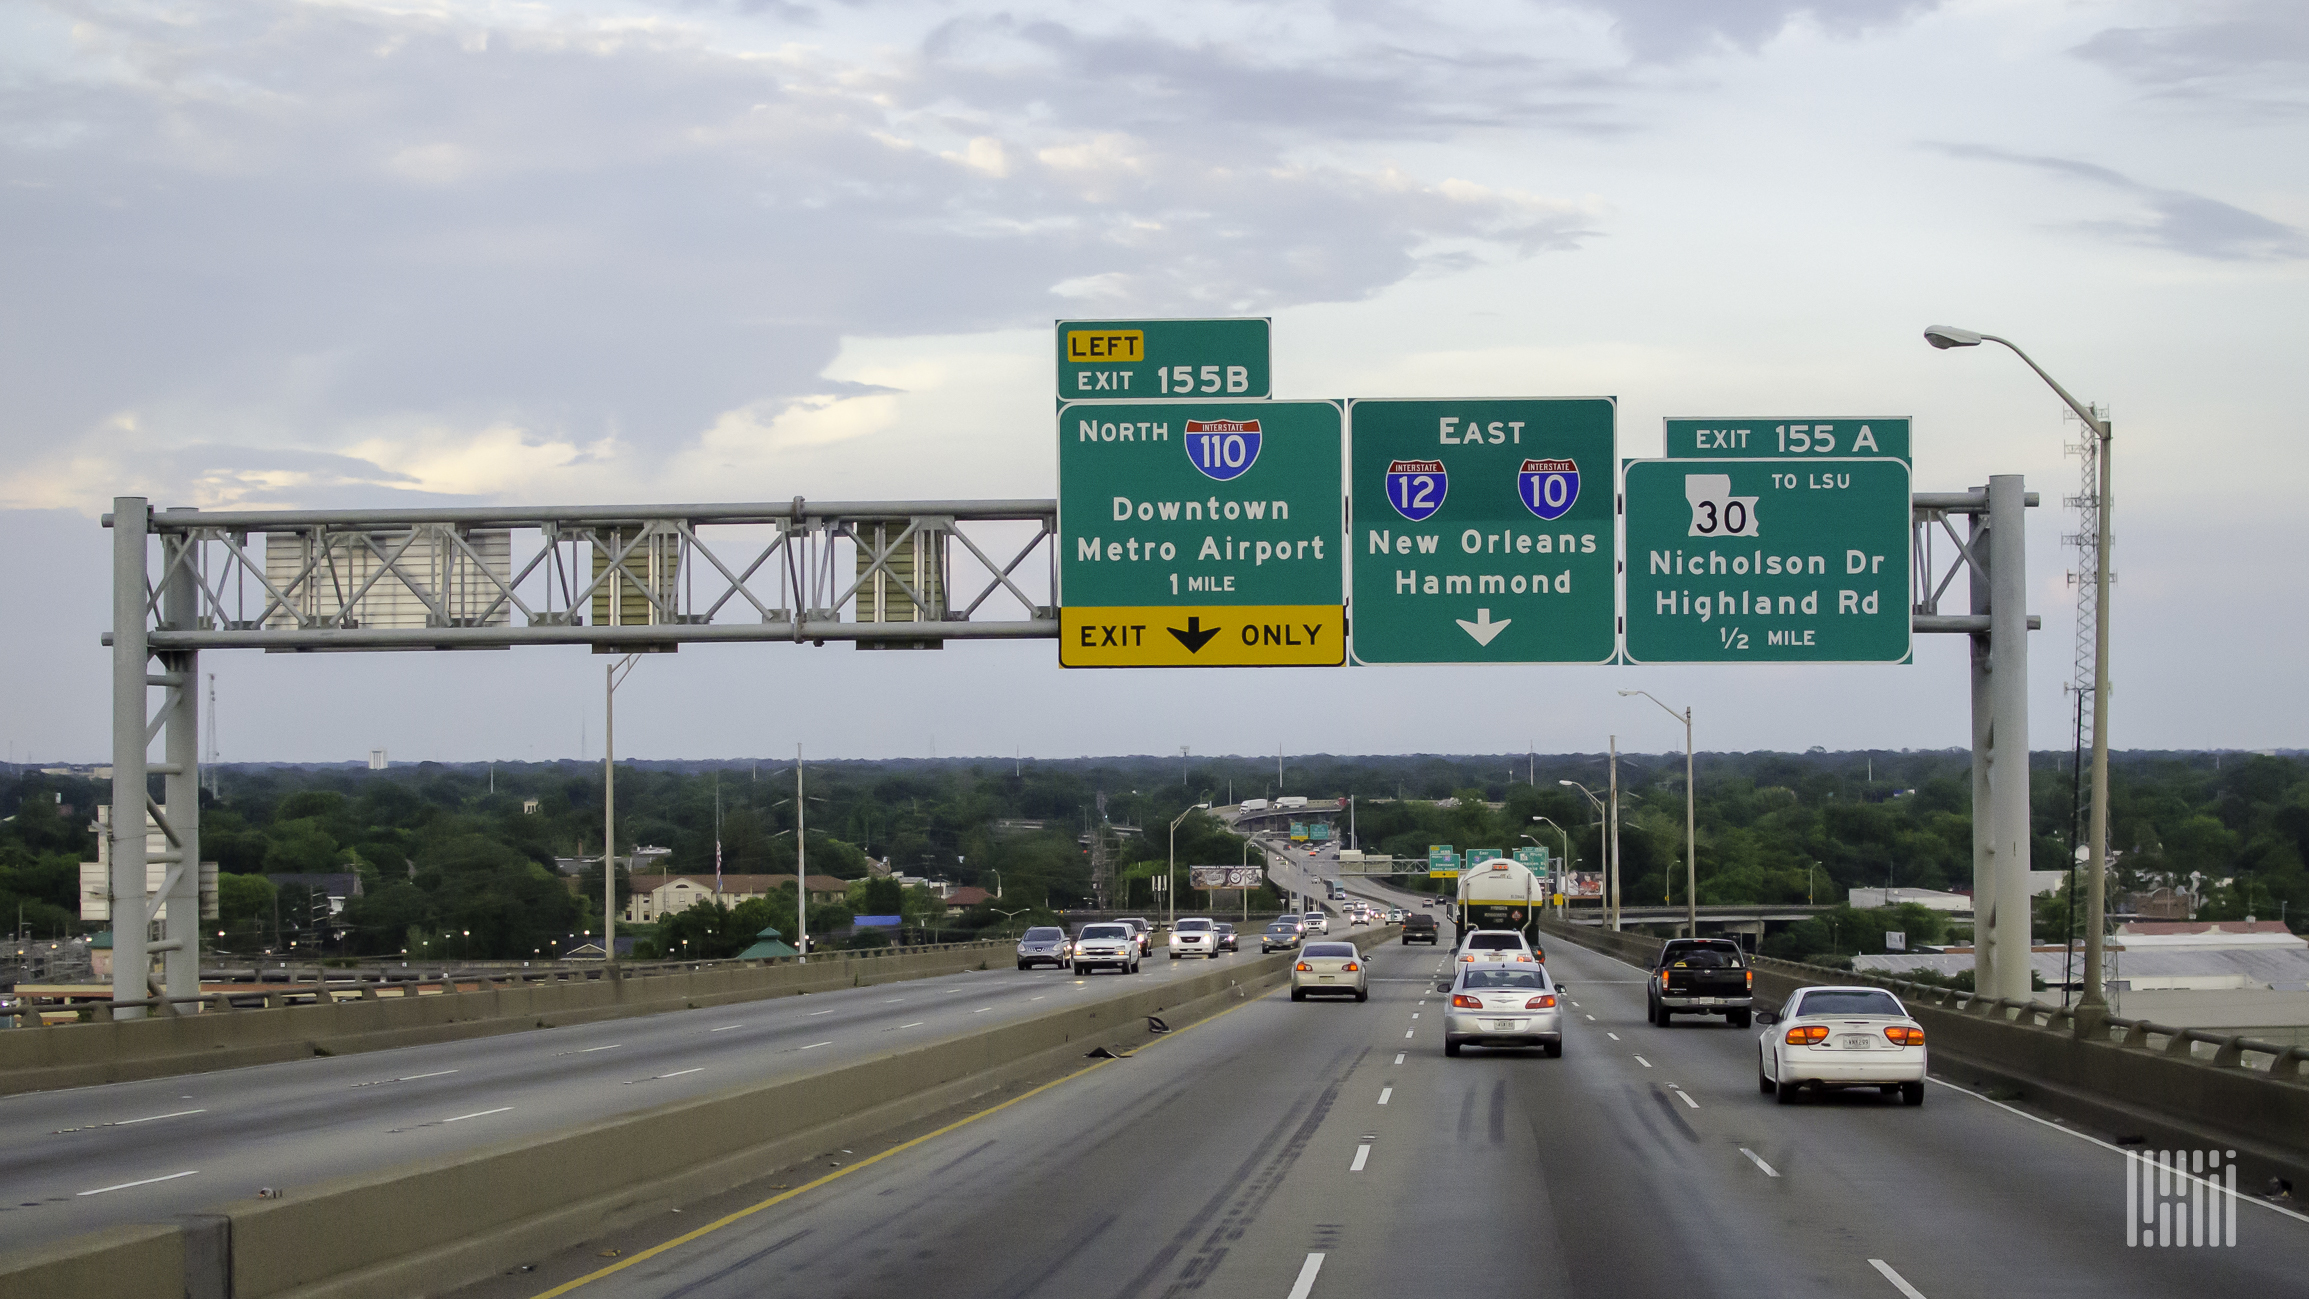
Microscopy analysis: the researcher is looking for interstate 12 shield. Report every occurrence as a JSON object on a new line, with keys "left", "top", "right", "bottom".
{"left": 1518, "top": 458, "right": 1579, "bottom": 521}
{"left": 1185, "top": 418, "right": 1261, "bottom": 482}
{"left": 1384, "top": 459, "right": 1448, "bottom": 522}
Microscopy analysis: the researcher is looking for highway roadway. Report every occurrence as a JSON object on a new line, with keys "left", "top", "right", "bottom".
{"left": 0, "top": 946, "right": 1259, "bottom": 1252}
{"left": 458, "top": 857, "right": 2309, "bottom": 1299}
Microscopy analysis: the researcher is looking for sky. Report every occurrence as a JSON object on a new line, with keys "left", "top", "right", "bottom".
{"left": 3, "top": 0, "right": 2304, "bottom": 765}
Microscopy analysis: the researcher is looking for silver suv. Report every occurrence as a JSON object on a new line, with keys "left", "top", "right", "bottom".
{"left": 1072, "top": 923, "right": 1142, "bottom": 975}
{"left": 1016, "top": 926, "right": 1072, "bottom": 970}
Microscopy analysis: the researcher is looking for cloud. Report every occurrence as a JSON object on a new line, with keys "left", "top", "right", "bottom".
{"left": 2071, "top": 1, "right": 2309, "bottom": 111}
{"left": 1576, "top": 0, "right": 1941, "bottom": 62}
{"left": 1929, "top": 143, "right": 2308, "bottom": 262}
{"left": 0, "top": 0, "right": 1615, "bottom": 514}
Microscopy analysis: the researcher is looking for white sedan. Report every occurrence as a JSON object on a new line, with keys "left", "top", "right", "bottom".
{"left": 1290, "top": 941, "right": 1369, "bottom": 1002}
{"left": 1757, "top": 985, "right": 1928, "bottom": 1106}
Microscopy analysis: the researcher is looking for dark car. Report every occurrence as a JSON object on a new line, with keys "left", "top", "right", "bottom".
{"left": 1261, "top": 922, "right": 1304, "bottom": 953}
{"left": 1647, "top": 938, "right": 1753, "bottom": 1027}
{"left": 1215, "top": 922, "right": 1239, "bottom": 952}
{"left": 1402, "top": 913, "right": 1440, "bottom": 945}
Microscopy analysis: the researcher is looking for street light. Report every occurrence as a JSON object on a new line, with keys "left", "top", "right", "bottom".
{"left": 1169, "top": 800, "right": 1211, "bottom": 926}
{"left": 1927, "top": 324, "right": 2114, "bottom": 1026}
{"left": 1620, "top": 690, "right": 1697, "bottom": 938}
{"left": 603, "top": 653, "right": 640, "bottom": 966}
{"left": 1560, "top": 780, "right": 1612, "bottom": 929}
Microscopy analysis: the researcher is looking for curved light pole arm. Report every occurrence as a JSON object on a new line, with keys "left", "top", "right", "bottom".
{"left": 1978, "top": 335, "right": 2109, "bottom": 436}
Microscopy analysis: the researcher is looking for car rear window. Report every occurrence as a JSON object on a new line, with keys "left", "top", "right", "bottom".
{"left": 1023, "top": 928, "right": 1062, "bottom": 941}
{"left": 1304, "top": 943, "right": 1357, "bottom": 958}
{"left": 1176, "top": 920, "right": 1212, "bottom": 931}
{"left": 1080, "top": 924, "right": 1129, "bottom": 939}
{"left": 1796, "top": 989, "right": 1905, "bottom": 1018}
{"left": 1468, "top": 933, "right": 1525, "bottom": 949}
{"left": 1463, "top": 969, "right": 1545, "bottom": 989}
{"left": 1665, "top": 941, "right": 1743, "bottom": 968}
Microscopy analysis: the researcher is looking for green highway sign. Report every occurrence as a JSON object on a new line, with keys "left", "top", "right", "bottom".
{"left": 1664, "top": 417, "right": 1909, "bottom": 463}
{"left": 1056, "top": 318, "right": 1270, "bottom": 401}
{"left": 1623, "top": 457, "right": 1911, "bottom": 664}
{"left": 1347, "top": 398, "right": 1617, "bottom": 665}
{"left": 1057, "top": 399, "right": 1342, "bottom": 667}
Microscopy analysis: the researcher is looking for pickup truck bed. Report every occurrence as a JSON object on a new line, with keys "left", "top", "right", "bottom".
{"left": 1647, "top": 938, "right": 1753, "bottom": 1027}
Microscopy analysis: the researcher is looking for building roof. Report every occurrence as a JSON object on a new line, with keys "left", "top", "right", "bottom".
{"left": 2118, "top": 920, "right": 2296, "bottom": 937}
{"left": 628, "top": 873, "right": 849, "bottom": 895}
{"left": 945, "top": 886, "right": 993, "bottom": 909}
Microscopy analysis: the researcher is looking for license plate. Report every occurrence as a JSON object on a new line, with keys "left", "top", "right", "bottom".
{"left": 1837, "top": 1034, "right": 1874, "bottom": 1049}
{"left": 1490, "top": 1020, "right": 1519, "bottom": 1031}
{"left": 1318, "top": 975, "right": 1334, "bottom": 981}
{"left": 1696, "top": 997, "right": 1720, "bottom": 1005}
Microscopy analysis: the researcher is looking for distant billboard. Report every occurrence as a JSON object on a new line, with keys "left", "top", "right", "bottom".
{"left": 1188, "top": 867, "right": 1262, "bottom": 890}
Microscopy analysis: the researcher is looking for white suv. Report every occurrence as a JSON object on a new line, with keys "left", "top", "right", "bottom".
{"left": 1169, "top": 918, "right": 1220, "bottom": 959}
{"left": 1072, "top": 923, "right": 1142, "bottom": 975}
{"left": 1303, "top": 911, "right": 1330, "bottom": 934}
{"left": 1457, "top": 929, "right": 1539, "bottom": 966}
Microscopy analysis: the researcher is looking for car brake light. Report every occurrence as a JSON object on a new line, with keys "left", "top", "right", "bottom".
{"left": 1746, "top": 970, "right": 1754, "bottom": 988}
{"left": 1885, "top": 1026, "right": 1925, "bottom": 1046}
{"left": 1526, "top": 995, "right": 1555, "bottom": 1009}
{"left": 1296, "top": 962, "right": 1312, "bottom": 971}
{"left": 1451, "top": 994, "right": 1483, "bottom": 1009}
{"left": 1343, "top": 962, "right": 1359, "bottom": 972}
{"left": 1785, "top": 1025, "right": 1829, "bottom": 1045}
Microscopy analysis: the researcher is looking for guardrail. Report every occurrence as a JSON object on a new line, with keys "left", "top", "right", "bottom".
{"left": 2, "top": 941, "right": 1013, "bottom": 1026}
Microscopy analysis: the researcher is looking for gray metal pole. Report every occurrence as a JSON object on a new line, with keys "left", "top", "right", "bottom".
{"left": 2079, "top": 427, "right": 2114, "bottom": 1022}
{"left": 1608, "top": 737, "right": 1621, "bottom": 932}
{"left": 1988, "top": 475, "right": 2034, "bottom": 1004}
{"left": 109, "top": 498, "right": 150, "bottom": 1017}
{"left": 159, "top": 514, "right": 202, "bottom": 1002}
{"left": 796, "top": 743, "right": 808, "bottom": 960}
{"left": 1683, "top": 709, "right": 1696, "bottom": 939}
{"left": 1967, "top": 498, "right": 1998, "bottom": 998}
{"left": 603, "top": 663, "right": 615, "bottom": 964}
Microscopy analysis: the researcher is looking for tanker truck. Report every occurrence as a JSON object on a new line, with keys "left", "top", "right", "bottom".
{"left": 1455, "top": 855, "right": 1544, "bottom": 943}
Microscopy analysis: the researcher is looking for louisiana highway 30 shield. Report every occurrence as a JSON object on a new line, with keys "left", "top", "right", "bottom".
{"left": 1517, "top": 458, "right": 1579, "bottom": 521}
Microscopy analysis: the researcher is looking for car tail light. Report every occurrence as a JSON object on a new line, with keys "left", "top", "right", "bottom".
{"left": 1785, "top": 1025, "right": 1830, "bottom": 1045}
{"left": 1526, "top": 995, "right": 1556, "bottom": 1009}
{"left": 1885, "top": 1026, "right": 1926, "bottom": 1046}
{"left": 1343, "top": 962, "right": 1360, "bottom": 972}
{"left": 1296, "top": 962, "right": 1312, "bottom": 971}
{"left": 1746, "top": 970, "right": 1754, "bottom": 989}
{"left": 1515, "top": 955, "right": 1533, "bottom": 963}
{"left": 1451, "top": 995, "right": 1483, "bottom": 1009}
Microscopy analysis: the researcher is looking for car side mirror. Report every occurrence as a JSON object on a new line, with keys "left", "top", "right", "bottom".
{"left": 1755, "top": 1010, "right": 1780, "bottom": 1026}
{"left": 1554, "top": 984, "right": 1569, "bottom": 994}
{"left": 1434, "top": 980, "right": 1451, "bottom": 993}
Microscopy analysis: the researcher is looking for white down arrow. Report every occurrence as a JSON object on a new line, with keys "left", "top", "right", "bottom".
{"left": 1455, "top": 608, "right": 1511, "bottom": 646}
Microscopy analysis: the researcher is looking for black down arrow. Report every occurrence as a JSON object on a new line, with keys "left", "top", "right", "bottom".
{"left": 1168, "top": 616, "right": 1222, "bottom": 653}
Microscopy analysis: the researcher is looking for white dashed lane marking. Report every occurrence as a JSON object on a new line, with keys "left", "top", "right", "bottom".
{"left": 1740, "top": 1148, "right": 1780, "bottom": 1177}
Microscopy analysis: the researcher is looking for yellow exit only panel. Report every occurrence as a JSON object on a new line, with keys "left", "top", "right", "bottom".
{"left": 1060, "top": 605, "right": 1345, "bottom": 667}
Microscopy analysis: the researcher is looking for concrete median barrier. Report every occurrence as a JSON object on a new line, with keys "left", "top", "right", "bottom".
{"left": 1, "top": 929, "right": 1394, "bottom": 1299}
{"left": 0, "top": 942, "right": 1013, "bottom": 1097}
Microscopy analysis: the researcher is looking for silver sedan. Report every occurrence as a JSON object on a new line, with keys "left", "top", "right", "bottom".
{"left": 1443, "top": 962, "right": 1564, "bottom": 1057}
{"left": 1290, "top": 941, "right": 1369, "bottom": 1002}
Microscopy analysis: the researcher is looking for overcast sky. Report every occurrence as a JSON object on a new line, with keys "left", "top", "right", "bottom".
{"left": 4, "top": 0, "right": 2304, "bottom": 765}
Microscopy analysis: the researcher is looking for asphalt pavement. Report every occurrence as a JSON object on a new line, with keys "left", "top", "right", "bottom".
{"left": 0, "top": 945, "right": 1251, "bottom": 1252}
{"left": 464, "top": 877, "right": 2309, "bottom": 1299}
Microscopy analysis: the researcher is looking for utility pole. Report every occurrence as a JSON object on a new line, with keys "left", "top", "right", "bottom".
{"left": 1609, "top": 735, "right": 1622, "bottom": 932}
{"left": 796, "top": 744, "right": 809, "bottom": 960}
{"left": 1622, "top": 693, "right": 1695, "bottom": 937}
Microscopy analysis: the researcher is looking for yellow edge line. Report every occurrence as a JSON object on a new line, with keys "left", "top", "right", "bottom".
{"left": 528, "top": 980, "right": 1277, "bottom": 1298}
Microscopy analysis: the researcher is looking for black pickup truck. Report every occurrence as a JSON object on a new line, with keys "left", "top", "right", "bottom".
{"left": 1646, "top": 938, "right": 1753, "bottom": 1028}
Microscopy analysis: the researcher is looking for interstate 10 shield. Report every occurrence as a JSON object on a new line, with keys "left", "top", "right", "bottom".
{"left": 1518, "top": 458, "right": 1579, "bottom": 521}
{"left": 1185, "top": 418, "right": 1261, "bottom": 482}
{"left": 1384, "top": 459, "right": 1448, "bottom": 522}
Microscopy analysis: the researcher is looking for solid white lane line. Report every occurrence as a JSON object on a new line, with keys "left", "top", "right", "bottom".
{"left": 1739, "top": 1147, "right": 1780, "bottom": 1177}
{"left": 708, "top": 1025, "right": 744, "bottom": 1033}
{"left": 809, "top": 1009, "right": 836, "bottom": 1016}
{"left": 1393, "top": 1053, "right": 1404, "bottom": 1064}
{"left": 78, "top": 1170, "right": 197, "bottom": 1196}
{"left": 1868, "top": 1259, "right": 1928, "bottom": 1299}
{"left": 1350, "top": 1144, "right": 1371, "bottom": 1172}
{"left": 973, "top": 1007, "right": 992, "bottom": 1013}
{"left": 574, "top": 1044, "right": 622, "bottom": 1053}
{"left": 1378, "top": 1087, "right": 1392, "bottom": 1105}
{"left": 1283, "top": 1248, "right": 1327, "bottom": 1296}
{"left": 349, "top": 1069, "right": 459, "bottom": 1091}
{"left": 802, "top": 1041, "right": 831, "bottom": 1050}
{"left": 883, "top": 998, "right": 905, "bottom": 1003}
{"left": 1031, "top": 996, "right": 1046, "bottom": 1001}
{"left": 900, "top": 1022, "right": 924, "bottom": 1028}
{"left": 1607, "top": 1032, "right": 1621, "bottom": 1041}
{"left": 113, "top": 1108, "right": 206, "bottom": 1125}
{"left": 443, "top": 1107, "right": 513, "bottom": 1123}
{"left": 1633, "top": 1055, "right": 1652, "bottom": 1068}
{"left": 1927, "top": 1076, "right": 2309, "bottom": 1227}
